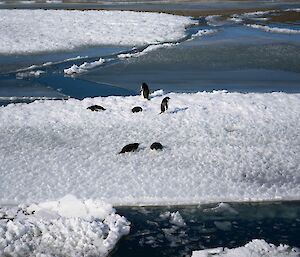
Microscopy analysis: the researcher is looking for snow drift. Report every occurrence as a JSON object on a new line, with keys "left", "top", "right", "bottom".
{"left": 192, "top": 239, "right": 300, "bottom": 257}
{"left": 0, "top": 195, "right": 130, "bottom": 257}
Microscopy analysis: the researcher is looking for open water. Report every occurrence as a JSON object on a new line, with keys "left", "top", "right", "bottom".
{"left": 113, "top": 201, "right": 300, "bottom": 257}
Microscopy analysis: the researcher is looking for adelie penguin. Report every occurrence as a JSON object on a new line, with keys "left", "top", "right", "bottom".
{"left": 119, "top": 143, "right": 139, "bottom": 154}
{"left": 150, "top": 142, "right": 163, "bottom": 150}
{"left": 160, "top": 97, "right": 170, "bottom": 114}
{"left": 87, "top": 105, "right": 106, "bottom": 112}
{"left": 140, "top": 82, "right": 150, "bottom": 100}
{"left": 132, "top": 106, "right": 143, "bottom": 113}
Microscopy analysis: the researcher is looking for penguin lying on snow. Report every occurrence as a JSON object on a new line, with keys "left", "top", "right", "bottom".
{"left": 150, "top": 142, "right": 163, "bottom": 150}
{"left": 87, "top": 105, "right": 106, "bottom": 112}
{"left": 119, "top": 143, "right": 139, "bottom": 154}
{"left": 140, "top": 82, "right": 150, "bottom": 100}
{"left": 132, "top": 106, "right": 143, "bottom": 113}
{"left": 160, "top": 97, "right": 170, "bottom": 114}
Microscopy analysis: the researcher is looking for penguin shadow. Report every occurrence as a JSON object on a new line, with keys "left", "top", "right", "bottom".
{"left": 169, "top": 107, "right": 189, "bottom": 114}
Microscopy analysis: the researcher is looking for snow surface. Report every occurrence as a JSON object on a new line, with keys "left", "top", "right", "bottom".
{"left": 246, "top": 24, "right": 300, "bottom": 34}
{"left": 118, "top": 43, "right": 177, "bottom": 59}
{"left": 0, "top": 9, "right": 194, "bottom": 54}
{"left": 0, "top": 195, "right": 130, "bottom": 257}
{"left": 192, "top": 239, "right": 300, "bottom": 257}
{"left": 46, "top": 0, "right": 62, "bottom": 3}
{"left": 16, "top": 70, "right": 45, "bottom": 79}
{"left": 64, "top": 58, "right": 105, "bottom": 75}
{"left": 191, "top": 29, "right": 218, "bottom": 38}
{"left": 17, "top": 56, "right": 87, "bottom": 74}
{"left": 0, "top": 91, "right": 299, "bottom": 205}
{"left": 205, "top": 15, "right": 223, "bottom": 26}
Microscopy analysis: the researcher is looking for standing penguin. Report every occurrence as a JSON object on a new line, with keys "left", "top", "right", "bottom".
{"left": 160, "top": 97, "right": 170, "bottom": 114}
{"left": 140, "top": 82, "right": 150, "bottom": 100}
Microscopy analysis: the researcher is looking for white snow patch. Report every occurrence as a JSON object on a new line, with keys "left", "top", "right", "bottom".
{"left": 0, "top": 9, "right": 195, "bottom": 54}
{"left": 150, "top": 89, "right": 164, "bottom": 98}
{"left": 246, "top": 24, "right": 300, "bottom": 34}
{"left": 203, "top": 203, "right": 239, "bottom": 215}
{"left": 229, "top": 16, "right": 243, "bottom": 23}
{"left": 0, "top": 195, "right": 130, "bottom": 257}
{"left": 0, "top": 95, "right": 69, "bottom": 102}
{"left": 160, "top": 211, "right": 186, "bottom": 226}
{"left": 0, "top": 96, "right": 67, "bottom": 101}
{"left": 16, "top": 56, "right": 87, "bottom": 73}
{"left": 20, "top": 0, "right": 35, "bottom": 3}
{"left": 0, "top": 92, "right": 299, "bottom": 205}
{"left": 192, "top": 239, "right": 300, "bottom": 257}
{"left": 285, "top": 8, "right": 300, "bottom": 12}
{"left": 16, "top": 70, "right": 45, "bottom": 79}
{"left": 64, "top": 58, "right": 105, "bottom": 75}
{"left": 46, "top": 0, "right": 62, "bottom": 3}
{"left": 191, "top": 29, "right": 218, "bottom": 38}
{"left": 229, "top": 11, "right": 273, "bottom": 23}
{"left": 242, "top": 11, "right": 273, "bottom": 17}
{"left": 118, "top": 43, "right": 177, "bottom": 59}
{"left": 205, "top": 15, "right": 226, "bottom": 26}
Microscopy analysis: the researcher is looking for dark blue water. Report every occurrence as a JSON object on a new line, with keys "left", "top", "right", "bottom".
{"left": 113, "top": 202, "right": 300, "bottom": 257}
{"left": 0, "top": 46, "right": 137, "bottom": 105}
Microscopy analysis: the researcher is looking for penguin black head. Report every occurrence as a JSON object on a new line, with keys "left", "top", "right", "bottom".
{"left": 142, "top": 82, "right": 148, "bottom": 89}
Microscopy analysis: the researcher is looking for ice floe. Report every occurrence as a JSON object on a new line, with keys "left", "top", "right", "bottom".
{"left": 203, "top": 203, "right": 239, "bottom": 216}
{"left": 64, "top": 43, "right": 179, "bottom": 74}
{"left": 191, "top": 29, "right": 218, "bottom": 38}
{"left": 246, "top": 24, "right": 300, "bottom": 34}
{"left": 64, "top": 58, "right": 105, "bottom": 75}
{"left": 229, "top": 10, "right": 274, "bottom": 24}
{"left": 0, "top": 9, "right": 195, "bottom": 54}
{"left": 46, "top": 0, "right": 62, "bottom": 3}
{"left": 16, "top": 56, "right": 87, "bottom": 74}
{"left": 205, "top": 15, "right": 227, "bottom": 27}
{"left": 0, "top": 91, "right": 299, "bottom": 205}
{"left": 192, "top": 239, "right": 300, "bottom": 257}
{"left": 20, "top": 0, "right": 35, "bottom": 3}
{"left": 0, "top": 195, "right": 130, "bottom": 257}
{"left": 118, "top": 43, "right": 177, "bottom": 59}
{"left": 16, "top": 70, "right": 45, "bottom": 79}
{"left": 160, "top": 211, "right": 186, "bottom": 226}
